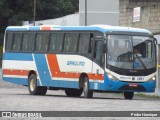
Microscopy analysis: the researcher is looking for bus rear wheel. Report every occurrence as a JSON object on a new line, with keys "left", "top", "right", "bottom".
{"left": 124, "top": 92, "right": 134, "bottom": 100}
{"left": 83, "top": 76, "right": 93, "bottom": 98}
{"left": 28, "top": 74, "right": 47, "bottom": 95}
{"left": 65, "top": 88, "right": 83, "bottom": 97}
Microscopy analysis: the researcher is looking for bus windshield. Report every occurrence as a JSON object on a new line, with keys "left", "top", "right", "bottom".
{"left": 107, "top": 35, "right": 156, "bottom": 72}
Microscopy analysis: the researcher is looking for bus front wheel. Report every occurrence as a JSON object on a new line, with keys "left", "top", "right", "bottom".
{"left": 83, "top": 76, "right": 93, "bottom": 98}
{"left": 28, "top": 74, "right": 47, "bottom": 95}
{"left": 124, "top": 92, "right": 134, "bottom": 100}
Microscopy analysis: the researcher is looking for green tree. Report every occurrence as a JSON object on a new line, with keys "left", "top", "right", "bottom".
{"left": 0, "top": 0, "right": 79, "bottom": 44}
{"left": 35, "top": 0, "right": 78, "bottom": 20}
{"left": 0, "top": 0, "right": 78, "bottom": 26}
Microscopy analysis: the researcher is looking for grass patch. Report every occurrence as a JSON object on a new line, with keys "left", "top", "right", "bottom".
{"left": 117, "top": 93, "right": 160, "bottom": 99}
{"left": 135, "top": 93, "right": 160, "bottom": 99}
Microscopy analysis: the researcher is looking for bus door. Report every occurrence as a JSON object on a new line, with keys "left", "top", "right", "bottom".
{"left": 92, "top": 39, "right": 105, "bottom": 90}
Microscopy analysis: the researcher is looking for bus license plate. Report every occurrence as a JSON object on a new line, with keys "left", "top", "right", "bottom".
{"left": 129, "top": 83, "right": 137, "bottom": 87}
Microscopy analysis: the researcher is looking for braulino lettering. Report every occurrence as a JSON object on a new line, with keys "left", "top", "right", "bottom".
{"left": 74, "top": 61, "right": 78, "bottom": 66}
{"left": 79, "top": 61, "right": 85, "bottom": 66}
{"left": 67, "top": 61, "right": 70, "bottom": 65}
{"left": 67, "top": 61, "right": 78, "bottom": 66}
{"left": 67, "top": 61, "right": 85, "bottom": 66}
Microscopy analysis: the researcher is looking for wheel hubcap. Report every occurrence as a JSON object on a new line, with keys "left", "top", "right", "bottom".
{"left": 84, "top": 80, "right": 88, "bottom": 93}
{"left": 30, "top": 78, "right": 36, "bottom": 92}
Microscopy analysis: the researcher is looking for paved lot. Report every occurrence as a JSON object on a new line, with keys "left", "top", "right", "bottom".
{"left": 0, "top": 70, "right": 160, "bottom": 119}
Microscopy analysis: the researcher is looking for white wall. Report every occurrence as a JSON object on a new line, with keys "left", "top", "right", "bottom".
{"left": 79, "top": 0, "right": 119, "bottom": 26}
{"left": 23, "top": 0, "right": 119, "bottom": 26}
{"left": 23, "top": 13, "right": 79, "bottom": 26}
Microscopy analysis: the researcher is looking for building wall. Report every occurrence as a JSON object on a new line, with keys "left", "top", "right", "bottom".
{"left": 79, "top": 0, "right": 119, "bottom": 26}
{"left": 119, "top": 0, "right": 160, "bottom": 34}
{"left": 23, "top": 13, "right": 79, "bottom": 26}
{"left": 120, "top": 0, "right": 160, "bottom": 90}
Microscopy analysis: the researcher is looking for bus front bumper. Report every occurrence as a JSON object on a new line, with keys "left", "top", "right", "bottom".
{"left": 105, "top": 79, "right": 156, "bottom": 93}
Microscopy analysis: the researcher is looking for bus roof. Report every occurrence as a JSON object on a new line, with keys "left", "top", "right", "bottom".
{"left": 6, "top": 25, "right": 152, "bottom": 35}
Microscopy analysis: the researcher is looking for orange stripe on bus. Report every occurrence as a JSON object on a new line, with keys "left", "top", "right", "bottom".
{"left": 46, "top": 54, "right": 104, "bottom": 80}
{"left": 3, "top": 69, "right": 38, "bottom": 77}
{"left": 3, "top": 69, "right": 10, "bottom": 75}
{"left": 46, "top": 54, "right": 60, "bottom": 73}
{"left": 3, "top": 69, "right": 103, "bottom": 80}
{"left": 3, "top": 69, "right": 29, "bottom": 76}
{"left": 88, "top": 74, "right": 104, "bottom": 80}
{"left": 51, "top": 72, "right": 103, "bottom": 80}
{"left": 41, "top": 26, "right": 51, "bottom": 30}
{"left": 51, "top": 71, "right": 80, "bottom": 79}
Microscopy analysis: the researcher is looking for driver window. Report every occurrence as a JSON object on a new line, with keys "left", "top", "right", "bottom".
{"left": 94, "top": 40, "right": 104, "bottom": 66}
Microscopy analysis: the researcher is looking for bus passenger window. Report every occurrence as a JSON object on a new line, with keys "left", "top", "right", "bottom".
{"left": 35, "top": 33, "right": 49, "bottom": 52}
{"left": 35, "top": 34, "right": 42, "bottom": 51}
{"left": 12, "top": 33, "right": 22, "bottom": 51}
{"left": 22, "top": 34, "right": 28, "bottom": 51}
{"left": 78, "top": 33, "right": 91, "bottom": 53}
{"left": 5, "top": 33, "right": 13, "bottom": 51}
{"left": 63, "top": 33, "right": 77, "bottom": 52}
{"left": 49, "top": 34, "right": 56, "bottom": 51}
{"left": 22, "top": 33, "right": 35, "bottom": 52}
{"left": 41, "top": 34, "right": 49, "bottom": 51}
{"left": 49, "top": 33, "right": 63, "bottom": 52}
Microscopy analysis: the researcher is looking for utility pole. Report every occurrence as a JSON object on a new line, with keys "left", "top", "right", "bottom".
{"left": 33, "top": 0, "right": 36, "bottom": 26}
{"left": 85, "top": 0, "right": 87, "bottom": 26}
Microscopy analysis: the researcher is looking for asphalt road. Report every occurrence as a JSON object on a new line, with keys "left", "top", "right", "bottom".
{"left": 0, "top": 69, "right": 160, "bottom": 119}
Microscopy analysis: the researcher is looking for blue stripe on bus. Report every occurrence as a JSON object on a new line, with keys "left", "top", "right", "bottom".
{"left": 48, "top": 80, "right": 79, "bottom": 88}
{"left": 33, "top": 54, "right": 51, "bottom": 86}
{"left": 3, "top": 53, "right": 33, "bottom": 61}
{"left": 28, "top": 26, "right": 40, "bottom": 30}
{"left": 108, "top": 28, "right": 151, "bottom": 34}
{"left": 6, "top": 27, "right": 28, "bottom": 31}
{"left": 56, "top": 26, "right": 107, "bottom": 33}
{"left": 53, "top": 26, "right": 151, "bottom": 33}
{"left": 6, "top": 26, "right": 151, "bottom": 34}
{"left": 3, "top": 77, "right": 28, "bottom": 85}
{"left": 3, "top": 76, "right": 79, "bottom": 89}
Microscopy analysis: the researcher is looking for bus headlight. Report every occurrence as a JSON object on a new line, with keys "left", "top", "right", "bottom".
{"left": 148, "top": 76, "right": 156, "bottom": 82}
{"left": 107, "top": 73, "right": 119, "bottom": 81}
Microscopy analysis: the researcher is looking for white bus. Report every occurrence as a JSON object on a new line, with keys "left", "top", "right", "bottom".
{"left": 2, "top": 25, "right": 157, "bottom": 99}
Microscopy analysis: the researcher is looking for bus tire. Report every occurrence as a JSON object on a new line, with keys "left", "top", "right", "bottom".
{"left": 28, "top": 74, "right": 47, "bottom": 95}
{"left": 124, "top": 92, "right": 134, "bottom": 100}
{"left": 83, "top": 76, "right": 93, "bottom": 98}
{"left": 65, "top": 89, "right": 83, "bottom": 97}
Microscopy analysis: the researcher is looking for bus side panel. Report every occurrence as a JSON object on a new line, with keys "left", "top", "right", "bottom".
{"left": 53, "top": 54, "right": 104, "bottom": 90}
{"left": 46, "top": 54, "right": 78, "bottom": 88}
{"left": 55, "top": 54, "right": 95, "bottom": 89}
{"left": 2, "top": 53, "right": 34, "bottom": 86}
{"left": 34, "top": 54, "right": 76, "bottom": 88}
